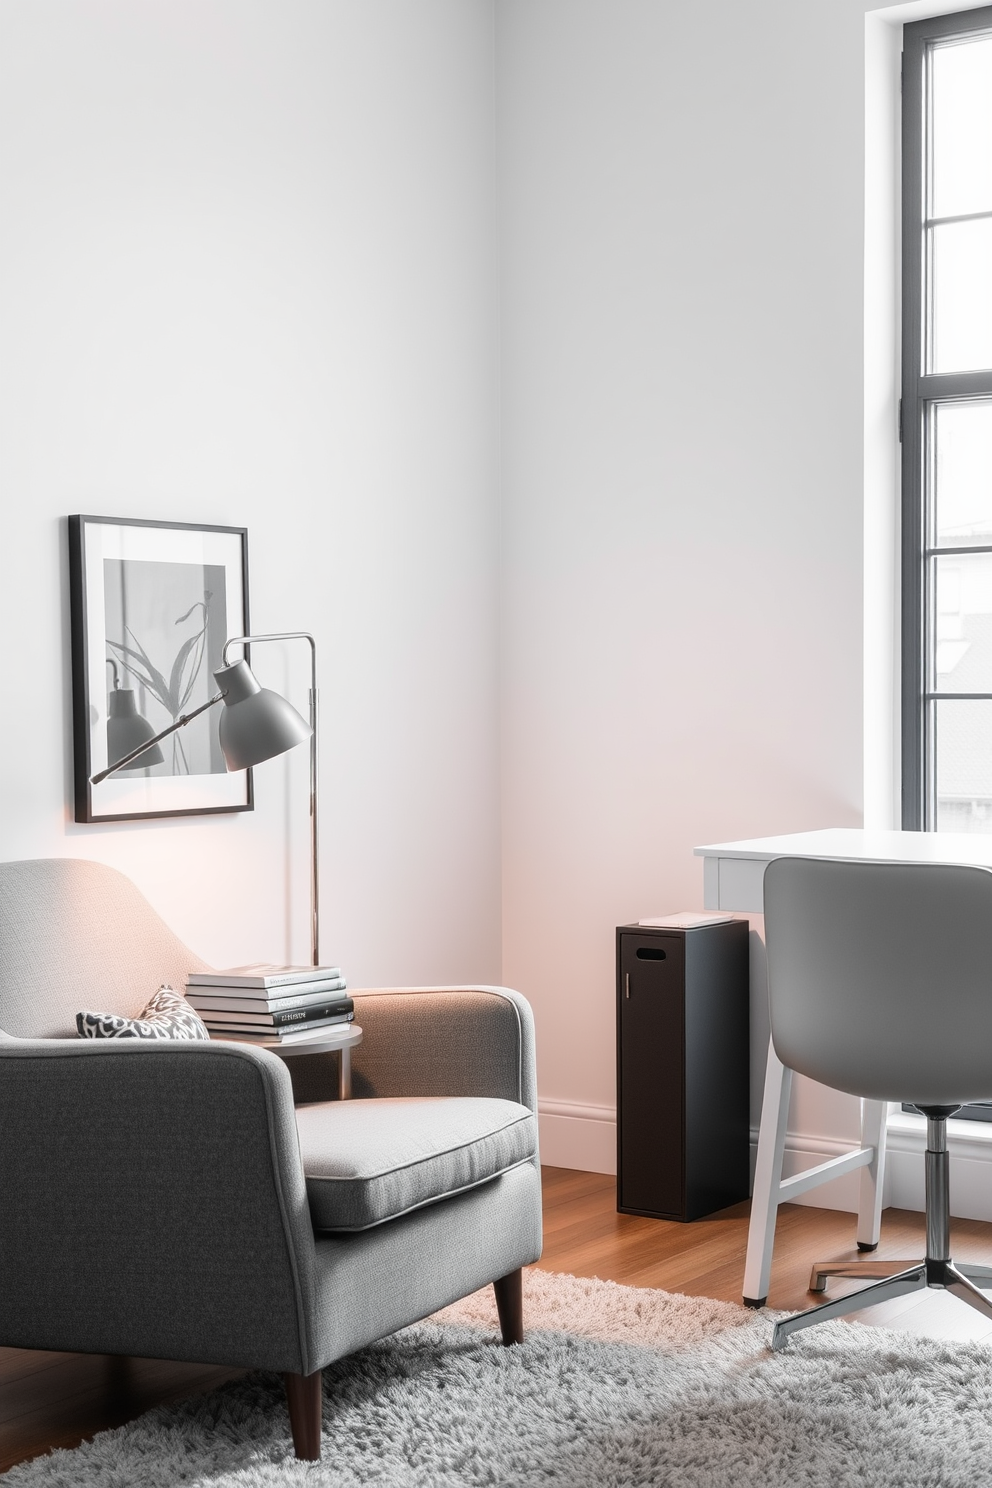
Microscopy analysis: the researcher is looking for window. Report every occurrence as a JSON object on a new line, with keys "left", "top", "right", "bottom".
{"left": 901, "top": 13, "right": 992, "bottom": 1121}
{"left": 902, "top": 7, "right": 992, "bottom": 832}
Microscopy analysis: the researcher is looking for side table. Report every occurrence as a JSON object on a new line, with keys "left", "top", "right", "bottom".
{"left": 210, "top": 1024, "right": 363, "bottom": 1100}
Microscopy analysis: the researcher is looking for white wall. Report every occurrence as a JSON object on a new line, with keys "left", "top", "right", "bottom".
{"left": 0, "top": 0, "right": 502, "bottom": 987}
{"left": 3, "top": 0, "right": 981, "bottom": 1210}
{"left": 497, "top": 0, "right": 992, "bottom": 1206}
{"left": 497, "top": 0, "right": 871, "bottom": 1173}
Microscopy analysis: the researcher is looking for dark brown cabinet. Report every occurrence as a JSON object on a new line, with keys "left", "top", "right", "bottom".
{"left": 616, "top": 920, "right": 750, "bottom": 1222}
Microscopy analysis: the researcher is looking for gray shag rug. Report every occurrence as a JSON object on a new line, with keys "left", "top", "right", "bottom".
{"left": 7, "top": 1268, "right": 992, "bottom": 1487}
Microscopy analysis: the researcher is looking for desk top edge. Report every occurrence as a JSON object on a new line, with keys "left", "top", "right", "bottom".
{"left": 694, "top": 826, "right": 992, "bottom": 867}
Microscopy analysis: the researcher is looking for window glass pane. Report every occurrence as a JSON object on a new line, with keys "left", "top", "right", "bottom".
{"left": 933, "top": 400, "right": 992, "bottom": 546}
{"left": 931, "top": 552, "right": 992, "bottom": 691}
{"left": 933, "top": 698, "right": 992, "bottom": 831}
{"left": 931, "top": 218, "right": 992, "bottom": 372}
{"left": 932, "top": 36, "right": 992, "bottom": 219}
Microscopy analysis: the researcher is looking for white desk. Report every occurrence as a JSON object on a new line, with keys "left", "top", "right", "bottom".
{"left": 694, "top": 828, "right": 992, "bottom": 1306}
{"left": 697, "top": 827, "right": 992, "bottom": 915}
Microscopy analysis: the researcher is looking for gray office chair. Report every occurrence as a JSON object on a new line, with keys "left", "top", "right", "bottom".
{"left": 764, "top": 855, "right": 992, "bottom": 1351}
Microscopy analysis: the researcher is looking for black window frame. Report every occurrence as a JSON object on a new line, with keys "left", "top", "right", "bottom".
{"left": 901, "top": 9, "right": 992, "bottom": 1121}
{"left": 901, "top": 4, "right": 992, "bottom": 831}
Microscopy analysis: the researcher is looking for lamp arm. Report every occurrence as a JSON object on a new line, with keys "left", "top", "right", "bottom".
{"left": 223, "top": 632, "right": 319, "bottom": 967}
{"left": 90, "top": 691, "right": 226, "bottom": 785}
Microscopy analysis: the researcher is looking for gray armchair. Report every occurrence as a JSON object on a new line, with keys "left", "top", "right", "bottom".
{"left": 0, "top": 858, "right": 542, "bottom": 1460}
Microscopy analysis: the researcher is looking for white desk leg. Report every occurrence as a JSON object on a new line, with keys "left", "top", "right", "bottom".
{"left": 743, "top": 1039, "right": 793, "bottom": 1308}
{"left": 856, "top": 1098, "right": 888, "bottom": 1250}
{"left": 339, "top": 1047, "right": 352, "bottom": 1101}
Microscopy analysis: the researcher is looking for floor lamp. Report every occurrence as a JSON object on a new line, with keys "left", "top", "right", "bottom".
{"left": 91, "top": 631, "right": 322, "bottom": 966}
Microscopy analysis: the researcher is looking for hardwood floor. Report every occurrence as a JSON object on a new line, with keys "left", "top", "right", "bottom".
{"left": 3, "top": 1167, "right": 992, "bottom": 1473}
{"left": 537, "top": 1165, "right": 992, "bottom": 1341}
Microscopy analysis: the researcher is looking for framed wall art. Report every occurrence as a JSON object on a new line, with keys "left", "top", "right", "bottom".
{"left": 68, "top": 515, "right": 253, "bottom": 823}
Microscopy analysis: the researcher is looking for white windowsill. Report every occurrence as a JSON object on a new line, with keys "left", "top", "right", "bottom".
{"left": 887, "top": 1107, "right": 992, "bottom": 1156}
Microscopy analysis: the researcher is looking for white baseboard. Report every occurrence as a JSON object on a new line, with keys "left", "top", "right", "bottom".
{"left": 537, "top": 1104, "right": 992, "bottom": 1222}
{"left": 538, "top": 1107, "right": 891, "bottom": 1199}
{"left": 754, "top": 1115, "right": 992, "bottom": 1222}
{"left": 761, "top": 1130, "right": 867, "bottom": 1213}
{"left": 538, "top": 1100, "right": 616, "bottom": 1174}
{"left": 883, "top": 1113, "right": 992, "bottom": 1221}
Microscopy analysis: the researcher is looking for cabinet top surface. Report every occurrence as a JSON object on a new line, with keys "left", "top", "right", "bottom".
{"left": 617, "top": 921, "right": 743, "bottom": 934}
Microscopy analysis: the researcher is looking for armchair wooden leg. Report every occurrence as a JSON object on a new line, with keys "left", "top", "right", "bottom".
{"left": 283, "top": 1370, "right": 322, "bottom": 1460}
{"left": 493, "top": 1267, "right": 524, "bottom": 1345}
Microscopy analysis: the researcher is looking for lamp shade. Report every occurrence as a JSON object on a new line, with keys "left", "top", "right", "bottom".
{"left": 106, "top": 689, "right": 165, "bottom": 772}
{"left": 213, "top": 660, "right": 311, "bottom": 771}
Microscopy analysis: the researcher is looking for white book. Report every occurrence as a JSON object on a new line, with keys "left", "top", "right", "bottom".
{"left": 637, "top": 913, "right": 735, "bottom": 929}
{"left": 187, "top": 964, "right": 343, "bottom": 989}
{"left": 205, "top": 1016, "right": 354, "bottom": 1038}
{"left": 186, "top": 982, "right": 346, "bottom": 1011}
{"left": 212, "top": 1020, "right": 360, "bottom": 1045}
{"left": 200, "top": 1005, "right": 352, "bottom": 1029}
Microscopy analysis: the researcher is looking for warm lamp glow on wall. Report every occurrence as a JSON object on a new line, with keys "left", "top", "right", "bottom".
{"left": 92, "top": 632, "right": 321, "bottom": 964}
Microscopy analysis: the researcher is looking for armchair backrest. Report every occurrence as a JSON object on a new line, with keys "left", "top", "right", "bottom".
{"left": 0, "top": 858, "right": 208, "bottom": 1038}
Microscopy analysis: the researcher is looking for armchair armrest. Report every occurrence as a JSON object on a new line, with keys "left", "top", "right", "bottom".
{"left": 348, "top": 986, "right": 537, "bottom": 1112}
{"left": 0, "top": 1039, "right": 320, "bottom": 1373}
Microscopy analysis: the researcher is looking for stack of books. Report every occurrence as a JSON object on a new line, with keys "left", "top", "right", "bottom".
{"left": 185, "top": 964, "right": 353, "bottom": 1044}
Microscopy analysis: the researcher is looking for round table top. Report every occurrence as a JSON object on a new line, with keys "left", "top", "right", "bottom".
{"left": 210, "top": 1024, "right": 363, "bottom": 1057}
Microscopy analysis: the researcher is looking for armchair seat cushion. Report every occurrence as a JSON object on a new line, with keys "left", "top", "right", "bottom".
{"left": 295, "top": 1096, "right": 537, "bottom": 1232}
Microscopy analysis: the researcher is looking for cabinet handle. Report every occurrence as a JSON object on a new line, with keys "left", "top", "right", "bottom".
{"left": 625, "top": 972, "right": 630, "bottom": 999}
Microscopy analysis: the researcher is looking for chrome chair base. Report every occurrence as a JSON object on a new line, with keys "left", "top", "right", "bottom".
{"left": 771, "top": 1109, "right": 992, "bottom": 1352}
{"left": 771, "top": 1258, "right": 992, "bottom": 1351}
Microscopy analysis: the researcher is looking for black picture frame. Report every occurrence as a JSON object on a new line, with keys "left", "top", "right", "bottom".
{"left": 68, "top": 515, "right": 253, "bottom": 823}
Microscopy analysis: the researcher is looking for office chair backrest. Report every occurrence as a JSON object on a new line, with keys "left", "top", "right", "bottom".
{"left": 764, "top": 856, "right": 992, "bottom": 1107}
{"left": 0, "top": 858, "right": 208, "bottom": 1038}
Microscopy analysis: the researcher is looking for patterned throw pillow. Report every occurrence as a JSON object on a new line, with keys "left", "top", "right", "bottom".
{"left": 76, "top": 985, "right": 210, "bottom": 1041}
